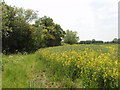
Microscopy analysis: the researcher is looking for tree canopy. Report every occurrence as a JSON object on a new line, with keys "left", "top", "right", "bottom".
{"left": 1, "top": 2, "right": 118, "bottom": 54}
{"left": 2, "top": 2, "right": 65, "bottom": 53}
{"left": 63, "top": 30, "right": 79, "bottom": 44}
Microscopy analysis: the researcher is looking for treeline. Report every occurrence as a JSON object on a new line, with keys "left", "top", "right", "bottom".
{"left": 79, "top": 38, "right": 120, "bottom": 44}
{"left": 1, "top": 2, "right": 65, "bottom": 53}
{"left": 1, "top": 2, "right": 119, "bottom": 54}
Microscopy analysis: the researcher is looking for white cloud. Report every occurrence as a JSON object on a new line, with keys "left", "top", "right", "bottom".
{"left": 4, "top": 0, "right": 119, "bottom": 41}
{"left": 90, "top": 0, "right": 118, "bottom": 41}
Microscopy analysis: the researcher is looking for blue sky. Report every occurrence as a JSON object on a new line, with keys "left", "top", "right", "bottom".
{"left": 4, "top": 0, "right": 119, "bottom": 41}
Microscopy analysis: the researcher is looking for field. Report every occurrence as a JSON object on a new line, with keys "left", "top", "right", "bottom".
{"left": 2, "top": 44, "right": 119, "bottom": 88}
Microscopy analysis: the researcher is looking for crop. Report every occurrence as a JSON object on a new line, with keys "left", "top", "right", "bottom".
{"left": 2, "top": 44, "right": 119, "bottom": 88}
{"left": 36, "top": 44, "right": 119, "bottom": 88}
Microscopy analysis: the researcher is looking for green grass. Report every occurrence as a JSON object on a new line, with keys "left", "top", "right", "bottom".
{"left": 2, "top": 54, "right": 36, "bottom": 88}
{"left": 2, "top": 44, "right": 119, "bottom": 88}
{"left": 2, "top": 53, "right": 60, "bottom": 88}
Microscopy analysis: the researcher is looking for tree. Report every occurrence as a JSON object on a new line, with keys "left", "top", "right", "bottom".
{"left": 2, "top": 2, "right": 38, "bottom": 53}
{"left": 112, "top": 38, "right": 118, "bottom": 43}
{"left": 63, "top": 30, "right": 79, "bottom": 44}
{"left": 2, "top": 3, "right": 65, "bottom": 53}
{"left": 79, "top": 41, "right": 86, "bottom": 44}
{"left": 118, "top": 38, "right": 120, "bottom": 44}
{"left": 92, "top": 39, "right": 96, "bottom": 43}
{"left": 86, "top": 40, "right": 92, "bottom": 44}
{"left": 2, "top": 2, "right": 16, "bottom": 53}
{"left": 34, "top": 16, "right": 65, "bottom": 47}
{"left": 14, "top": 7, "right": 38, "bottom": 23}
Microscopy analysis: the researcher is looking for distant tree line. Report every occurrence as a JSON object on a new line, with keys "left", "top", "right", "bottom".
{"left": 1, "top": 2, "right": 119, "bottom": 54}
{"left": 79, "top": 38, "right": 120, "bottom": 44}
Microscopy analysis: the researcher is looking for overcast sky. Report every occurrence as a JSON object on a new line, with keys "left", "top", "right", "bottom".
{"left": 4, "top": 0, "right": 119, "bottom": 41}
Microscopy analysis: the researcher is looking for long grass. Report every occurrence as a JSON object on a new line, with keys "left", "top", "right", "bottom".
{"left": 2, "top": 54, "right": 36, "bottom": 88}
{"left": 2, "top": 44, "right": 119, "bottom": 88}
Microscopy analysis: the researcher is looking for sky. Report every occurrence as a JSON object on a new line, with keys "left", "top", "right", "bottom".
{"left": 3, "top": 0, "right": 119, "bottom": 41}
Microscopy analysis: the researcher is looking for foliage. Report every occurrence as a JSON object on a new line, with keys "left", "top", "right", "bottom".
{"left": 2, "top": 44, "right": 119, "bottom": 88}
{"left": 2, "top": 2, "right": 65, "bottom": 53}
{"left": 79, "top": 38, "right": 120, "bottom": 44}
{"left": 63, "top": 30, "right": 79, "bottom": 44}
{"left": 34, "top": 16, "right": 65, "bottom": 47}
{"left": 112, "top": 38, "right": 119, "bottom": 43}
{"left": 2, "top": 2, "right": 38, "bottom": 53}
{"left": 80, "top": 40, "right": 103, "bottom": 44}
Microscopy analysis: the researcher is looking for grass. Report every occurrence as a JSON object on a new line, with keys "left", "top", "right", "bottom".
{"left": 2, "top": 53, "right": 60, "bottom": 88}
{"left": 2, "top": 44, "right": 119, "bottom": 88}
{"left": 2, "top": 54, "right": 36, "bottom": 88}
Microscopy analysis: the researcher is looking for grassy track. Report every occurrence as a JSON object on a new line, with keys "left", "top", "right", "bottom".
{"left": 2, "top": 44, "right": 119, "bottom": 88}
{"left": 2, "top": 53, "right": 60, "bottom": 88}
{"left": 2, "top": 54, "right": 36, "bottom": 88}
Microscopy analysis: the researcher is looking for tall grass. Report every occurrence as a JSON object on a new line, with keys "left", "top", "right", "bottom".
{"left": 2, "top": 44, "right": 119, "bottom": 88}
{"left": 2, "top": 54, "right": 36, "bottom": 88}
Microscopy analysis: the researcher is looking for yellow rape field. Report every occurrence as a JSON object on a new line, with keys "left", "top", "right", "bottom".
{"left": 36, "top": 44, "right": 119, "bottom": 88}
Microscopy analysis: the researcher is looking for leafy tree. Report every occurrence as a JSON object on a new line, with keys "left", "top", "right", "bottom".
{"left": 85, "top": 40, "right": 92, "bottom": 44}
{"left": 79, "top": 41, "right": 86, "bottom": 44}
{"left": 32, "top": 23, "right": 46, "bottom": 48}
{"left": 2, "top": 3, "right": 65, "bottom": 53}
{"left": 63, "top": 30, "right": 79, "bottom": 44}
{"left": 34, "top": 16, "right": 65, "bottom": 47}
{"left": 92, "top": 39, "right": 96, "bottom": 43}
{"left": 112, "top": 38, "right": 118, "bottom": 43}
{"left": 118, "top": 38, "right": 120, "bottom": 44}
{"left": 2, "top": 2, "right": 38, "bottom": 53}
{"left": 14, "top": 7, "right": 38, "bottom": 23}
{"left": 2, "top": 2, "right": 16, "bottom": 53}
